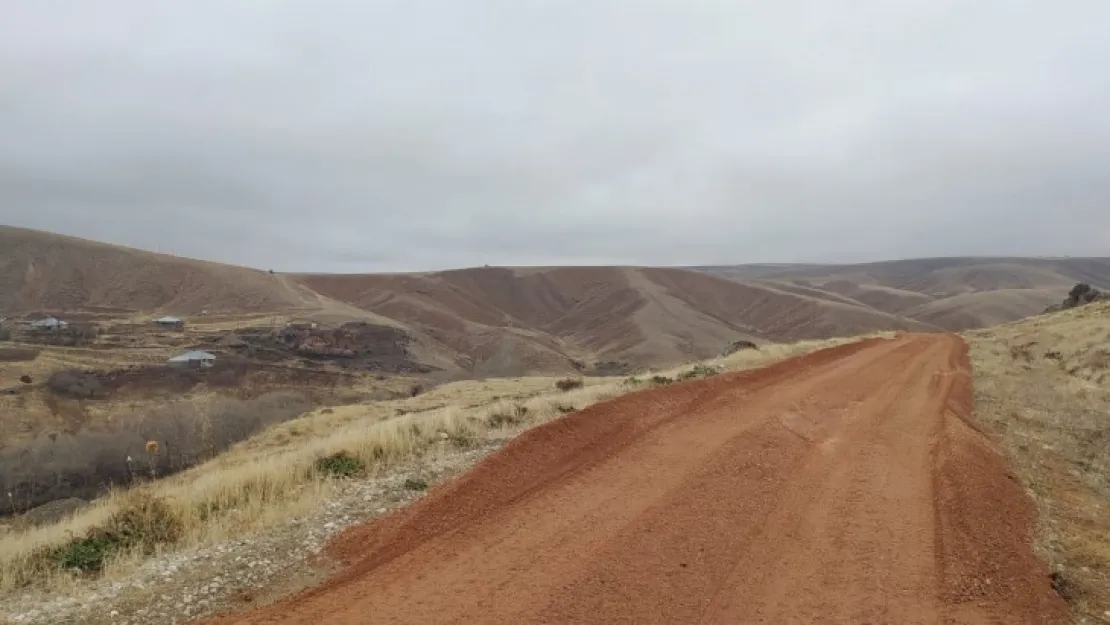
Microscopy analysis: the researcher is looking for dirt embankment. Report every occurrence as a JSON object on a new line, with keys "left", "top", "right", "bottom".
{"left": 199, "top": 333, "right": 1068, "bottom": 625}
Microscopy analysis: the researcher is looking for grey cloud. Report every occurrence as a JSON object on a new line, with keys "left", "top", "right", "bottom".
{"left": 1, "top": 1, "right": 1109, "bottom": 272}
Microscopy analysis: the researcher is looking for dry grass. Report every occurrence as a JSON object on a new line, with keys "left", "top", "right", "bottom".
{"left": 965, "top": 302, "right": 1110, "bottom": 621}
{"left": 0, "top": 333, "right": 861, "bottom": 595}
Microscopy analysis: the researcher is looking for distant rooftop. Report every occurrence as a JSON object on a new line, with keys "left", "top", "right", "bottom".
{"left": 167, "top": 350, "right": 215, "bottom": 362}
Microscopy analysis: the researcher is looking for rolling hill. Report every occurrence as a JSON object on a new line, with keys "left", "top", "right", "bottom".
{"left": 3, "top": 225, "right": 1107, "bottom": 375}
{"left": 293, "top": 266, "right": 934, "bottom": 375}
{"left": 698, "top": 257, "right": 1110, "bottom": 332}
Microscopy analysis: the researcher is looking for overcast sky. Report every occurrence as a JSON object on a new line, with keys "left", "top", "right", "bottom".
{"left": 1, "top": 1, "right": 1108, "bottom": 272}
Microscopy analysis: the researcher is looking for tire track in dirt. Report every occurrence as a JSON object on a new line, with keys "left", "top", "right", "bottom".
{"left": 199, "top": 334, "right": 1069, "bottom": 625}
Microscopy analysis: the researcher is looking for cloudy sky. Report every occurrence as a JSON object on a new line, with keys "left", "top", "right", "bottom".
{"left": 1, "top": 1, "right": 1108, "bottom": 272}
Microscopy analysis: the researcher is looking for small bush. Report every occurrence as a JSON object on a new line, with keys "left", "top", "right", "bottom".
{"left": 650, "top": 375, "right": 674, "bottom": 386}
{"left": 103, "top": 492, "right": 184, "bottom": 549}
{"left": 448, "top": 431, "right": 478, "bottom": 448}
{"left": 555, "top": 404, "right": 576, "bottom": 414}
{"left": 679, "top": 364, "right": 722, "bottom": 381}
{"left": 488, "top": 404, "right": 528, "bottom": 428}
{"left": 53, "top": 535, "right": 116, "bottom": 572}
{"left": 50, "top": 493, "right": 183, "bottom": 573}
{"left": 623, "top": 377, "right": 642, "bottom": 387}
{"left": 555, "top": 378, "right": 584, "bottom": 392}
{"left": 404, "top": 478, "right": 428, "bottom": 491}
{"left": 315, "top": 452, "right": 364, "bottom": 479}
{"left": 409, "top": 384, "right": 424, "bottom": 398}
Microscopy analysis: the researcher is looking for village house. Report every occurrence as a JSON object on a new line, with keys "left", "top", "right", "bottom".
{"left": 167, "top": 350, "right": 216, "bottom": 368}
{"left": 29, "top": 316, "right": 68, "bottom": 330}
{"left": 153, "top": 315, "right": 185, "bottom": 329}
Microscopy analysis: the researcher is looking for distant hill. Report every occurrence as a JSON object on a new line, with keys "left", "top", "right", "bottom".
{"left": 294, "top": 266, "right": 933, "bottom": 376}
{"left": 3, "top": 226, "right": 1107, "bottom": 375}
{"left": 0, "top": 226, "right": 325, "bottom": 315}
{"left": 697, "top": 257, "right": 1110, "bottom": 332}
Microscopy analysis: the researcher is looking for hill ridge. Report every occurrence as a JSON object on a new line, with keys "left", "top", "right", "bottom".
{"left": 3, "top": 225, "right": 1109, "bottom": 375}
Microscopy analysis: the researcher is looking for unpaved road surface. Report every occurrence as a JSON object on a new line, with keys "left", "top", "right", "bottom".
{"left": 201, "top": 334, "right": 1069, "bottom": 624}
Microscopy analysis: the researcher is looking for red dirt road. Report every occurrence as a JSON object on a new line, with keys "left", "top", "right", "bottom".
{"left": 202, "top": 334, "right": 1069, "bottom": 624}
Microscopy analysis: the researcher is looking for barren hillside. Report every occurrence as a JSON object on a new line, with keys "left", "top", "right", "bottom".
{"left": 5, "top": 227, "right": 1108, "bottom": 376}
{"left": 699, "top": 257, "right": 1110, "bottom": 330}
{"left": 0, "top": 226, "right": 324, "bottom": 315}
{"left": 294, "top": 266, "right": 933, "bottom": 372}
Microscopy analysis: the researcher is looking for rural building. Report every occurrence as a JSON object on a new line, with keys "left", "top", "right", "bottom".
{"left": 167, "top": 350, "right": 216, "bottom": 368}
{"left": 153, "top": 316, "right": 185, "bottom": 329}
{"left": 29, "top": 317, "right": 68, "bottom": 330}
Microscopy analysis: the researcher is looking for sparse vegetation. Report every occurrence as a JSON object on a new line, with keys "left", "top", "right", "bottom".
{"left": 678, "top": 364, "right": 721, "bottom": 381}
{"left": 0, "top": 333, "right": 865, "bottom": 600}
{"left": 650, "top": 375, "right": 674, "bottom": 386}
{"left": 966, "top": 302, "right": 1110, "bottom": 620}
{"left": 403, "top": 478, "right": 428, "bottom": 491}
{"left": 555, "top": 378, "right": 584, "bottom": 392}
{"left": 487, "top": 403, "right": 529, "bottom": 428}
{"left": 315, "top": 452, "right": 364, "bottom": 479}
{"left": 0, "top": 392, "right": 313, "bottom": 512}
{"left": 23, "top": 492, "right": 184, "bottom": 580}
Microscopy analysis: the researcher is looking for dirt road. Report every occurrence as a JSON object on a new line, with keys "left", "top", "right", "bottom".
{"left": 202, "top": 334, "right": 1069, "bottom": 624}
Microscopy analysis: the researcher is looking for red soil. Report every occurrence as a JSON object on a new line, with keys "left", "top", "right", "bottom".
{"left": 202, "top": 333, "right": 1069, "bottom": 624}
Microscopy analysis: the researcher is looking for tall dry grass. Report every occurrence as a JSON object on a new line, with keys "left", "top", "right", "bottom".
{"left": 0, "top": 392, "right": 313, "bottom": 512}
{"left": 966, "top": 302, "right": 1110, "bottom": 621}
{"left": 0, "top": 334, "right": 862, "bottom": 594}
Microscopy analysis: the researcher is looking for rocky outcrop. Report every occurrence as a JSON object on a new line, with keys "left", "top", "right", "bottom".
{"left": 1045, "top": 283, "right": 1108, "bottom": 313}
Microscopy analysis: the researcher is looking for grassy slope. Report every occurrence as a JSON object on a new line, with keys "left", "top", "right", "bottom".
{"left": 966, "top": 302, "right": 1110, "bottom": 621}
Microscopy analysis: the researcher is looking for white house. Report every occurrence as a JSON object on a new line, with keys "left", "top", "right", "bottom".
{"left": 29, "top": 317, "right": 68, "bottom": 330}
{"left": 167, "top": 350, "right": 216, "bottom": 368}
{"left": 153, "top": 316, "right": 185, "bottom": 329}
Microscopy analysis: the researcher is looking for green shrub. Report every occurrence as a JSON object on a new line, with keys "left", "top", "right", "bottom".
{"left": 555, "top": 378, "right": 584, "bottom": 392}
{"left": 53, "top": 535, "right": 116, "bottom": 572}
{"left": 404, "top": 478, "right": 428, "bottom": 491}
{"left": 50, "top": 492, "right": 183, "bottom": 573}
{"left": 315, "top": 452, "right": 364, "bottom": 478}
{"left": 650, "top": 375, "right": 674, "bottom": 386}
{"left": 623, "top": 376, "right": 642, "bottom": 387}
{"left": 679, "top": 364, "right": 722, "bottom": 381}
